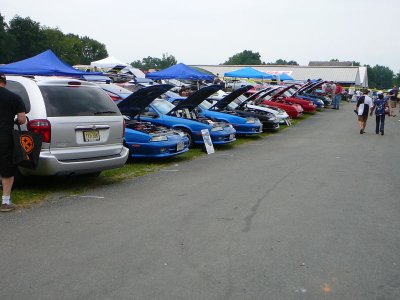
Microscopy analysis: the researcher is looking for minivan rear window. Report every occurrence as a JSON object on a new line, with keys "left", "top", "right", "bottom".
{"left": 6, "top": 81, "right": 31, "bottom": 113}
{"left": 39, "top": 86, "right": 122, "bottom": 117}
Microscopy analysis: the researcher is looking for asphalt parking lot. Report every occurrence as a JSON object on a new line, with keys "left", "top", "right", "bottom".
{"left": 1, "top": 104, "right": 399, "bottom": 300}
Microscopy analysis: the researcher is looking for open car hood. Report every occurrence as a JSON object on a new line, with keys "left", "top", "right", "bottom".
{"left": 248, "top": 86, "right": 282, "bottom": 105}
{"left": 168, "top": 85, "right": 222, "bottom": 114}
{"left": 235, "top": 87, "right": 271, "bottom": 109}
{"left": 294, "top": 80, "right": 324, "bottom": 96}
{"left": 117, "top": 84, "right": 174, "bottom": 117}
{"left": 270, "top": 85, "right": 296, "bottom": 100}
{"left": 210, "top": 85, "right": 253, "bottom": 110}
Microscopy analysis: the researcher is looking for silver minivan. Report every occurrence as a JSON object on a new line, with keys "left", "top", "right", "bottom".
{"left": 5, "top": 76, "right": 129, "bottom": 177}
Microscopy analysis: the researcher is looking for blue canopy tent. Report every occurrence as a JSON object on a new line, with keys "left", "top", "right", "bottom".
{"left": 146, "top": 63, "right": 214, "bottom": 81}
{"left": 0, "top": 49, "right": 101, "bottom": 76}
{"left": 224, "top": 67, "right": 274, "bottom": 79}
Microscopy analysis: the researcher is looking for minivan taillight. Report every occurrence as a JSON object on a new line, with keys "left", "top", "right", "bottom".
{"left": 28, "top": 119, "right": 51, "bottom": 143}
{"left": 107, "top": 92, "right": 123, "bottom": 101}
{"left": 122, "top": 119, "right": 126, "bottom": 138}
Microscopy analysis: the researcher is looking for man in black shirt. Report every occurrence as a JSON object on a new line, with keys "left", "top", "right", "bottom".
{"left": 0, "top": 73, "right": 26, "bottom": 212}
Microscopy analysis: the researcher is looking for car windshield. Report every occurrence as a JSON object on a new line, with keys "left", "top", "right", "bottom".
{"left": 200, "top": 100, "right": 212, "bottom": 109}
{"left": 152, "top": 99, "right": 175, "bottom": 114}
{"left": 227, "top": 102, "right": 238, "bottom": 110}
{"left": 39, "top": 86, "right": 120, "bottom": 117}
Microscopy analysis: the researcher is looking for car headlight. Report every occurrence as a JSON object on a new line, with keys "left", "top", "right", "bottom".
{"left": 211, "top": 126, "right": 223, "bottom": 131}
{"left": 246, "top": 118, "right": 256, "bottom": 124}
{"left": 150, "top": 135, "right": 168, "bottom": 142}
{"left": 228, "top": 124, "right": 234, "bottom": 129}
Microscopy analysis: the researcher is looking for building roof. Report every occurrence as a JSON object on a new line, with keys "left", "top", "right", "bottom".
{"left": 308, "top": 61, "right": 354, "bottom": 67}
{"left": 191, "top": 65, "right": 367, "bottom": 86}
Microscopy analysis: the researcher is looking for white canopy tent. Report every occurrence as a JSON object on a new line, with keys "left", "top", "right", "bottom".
{"left": 90, "top": 56, "right": 145, "bottom": 78}
{"left": 90, "top": 55, "right": 128, "bottom": 68}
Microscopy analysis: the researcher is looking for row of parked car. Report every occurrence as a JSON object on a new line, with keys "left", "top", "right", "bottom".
{"left": 4, "top": 75, "right": 329, "bottom": 183}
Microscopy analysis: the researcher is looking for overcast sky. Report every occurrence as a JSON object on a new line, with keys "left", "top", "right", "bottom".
{"left": 2, "top": 0, "right": 400, "bottom": 71}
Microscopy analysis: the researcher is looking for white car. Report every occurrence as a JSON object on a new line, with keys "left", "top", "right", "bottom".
{"left": 5, "top": 76, "right": 129, "bottom": 179}
{"left": 208, "top": 90, "right": 290, "bottom": 125}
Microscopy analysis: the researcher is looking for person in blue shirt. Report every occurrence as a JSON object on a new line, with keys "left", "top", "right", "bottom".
{"left": 370, "top": 92, "right": 389, "bottom": 135}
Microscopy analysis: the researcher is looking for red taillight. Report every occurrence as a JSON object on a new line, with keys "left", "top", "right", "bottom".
{"left": 28, "top": 119, "right": 51, "bottom": 143}
{"left": 122, "top": 119, "right": 126, "bottom": 138}
{"left": 68, "top": 81, "right": 81, "bottom": 86}
{"left": 107, "top": 92, "right": 122, "bottom": 101}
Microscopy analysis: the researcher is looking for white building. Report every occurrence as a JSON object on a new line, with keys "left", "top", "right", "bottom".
{"left": 191, "top": 65, "right": 368, "bottom": 87}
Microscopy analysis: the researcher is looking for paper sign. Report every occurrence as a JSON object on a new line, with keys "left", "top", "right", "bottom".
{"left": 201, "top": 129, "right": 215, "bottom": 154}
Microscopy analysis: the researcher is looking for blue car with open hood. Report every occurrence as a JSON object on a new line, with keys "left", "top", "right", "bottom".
{"left": 116, "top": 85, "right": 189, "bottom": 158}
{"left": 167, "top": 85, "right": 263, "bottom": 135}
{"left": 138, "top": 85, "right": 236, "bottom": 147}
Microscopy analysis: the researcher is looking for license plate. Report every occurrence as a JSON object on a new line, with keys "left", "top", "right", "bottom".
{"left": 177, "top": 141, "right": 184, "bottom": 151}
{"left": 83, "top": 130, "right": 100, "bottom": 142}
{"left": 229, "top": 134, "right": 235, "bottom": 140}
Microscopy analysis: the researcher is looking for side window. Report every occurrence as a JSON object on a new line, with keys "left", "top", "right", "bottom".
{"left": 6, "top": 81, "right": 31, "bottom": 113}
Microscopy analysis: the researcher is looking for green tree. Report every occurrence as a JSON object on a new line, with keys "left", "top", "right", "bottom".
{"left": 223, "top": 50, "right": 262, "bottom": 65}
{"left": 158, "top": 53, "right": 177, "bottom": 69}
{"left": 267, "top": 59, "right": 299, "bottom": 65}
{"left": 394, "top": 72, "right": 400, "bottom": 86}
{"left": 79, "top": 36, "right": 108, "bottom": 65}
{"left": 58, "top": 33, "right": 83, "bottom": 65}
{"left": 131, "top": 53, "right": 177, "bottom": 71}
{"left": 7, "top": 16, "right": 46, "bottom": 61}
{"left": 0, "top": 13, "right": 16, "bottom": 63}
{"left": 367, "top": 65, "right": 394, "bottom": 89}
{"left": 42, "top": 27, "right": 66, "bottom": 57}
{"left": 287, "top": 60, "right": 299, "bottom": 65}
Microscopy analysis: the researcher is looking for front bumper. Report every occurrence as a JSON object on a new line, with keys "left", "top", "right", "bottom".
{"left": 193, "top": 128, "right": 236, "bottom": 145}
{"left": 126, "top": 137, "right": 189, "bottom": 158}
{"left": 234, "top": 122, "right": 263, "bottom": 135}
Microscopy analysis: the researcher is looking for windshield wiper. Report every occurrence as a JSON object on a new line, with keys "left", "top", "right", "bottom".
{"left": 93, "top": 110, "right": 117, "bottom": 115}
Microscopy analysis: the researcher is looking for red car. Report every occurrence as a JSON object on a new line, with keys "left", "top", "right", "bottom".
{"left": 253, "top": 87, "right": 304, "bottom": 118}
{"left": 269, "top": 85, "right": 317, "bottom": 113}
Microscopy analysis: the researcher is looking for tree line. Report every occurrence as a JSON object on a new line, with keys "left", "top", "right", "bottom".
{"left": 222, "top": 50, "right": 400, "bottom": 89}
{"left": 0, "top": 13, "right": 108, "bottom": 65}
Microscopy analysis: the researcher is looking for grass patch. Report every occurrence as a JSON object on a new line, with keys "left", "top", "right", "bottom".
{"left": 11, "top": 113, "right": 315, "bottom": 207}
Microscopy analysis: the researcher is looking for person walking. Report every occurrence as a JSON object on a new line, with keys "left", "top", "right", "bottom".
{"left": 0, "top": 73, "right": 26, "bottom": 212}
{"left": 356, "top": 90, "right": 373, "bottom": 134}
{"left": 388, "top": 85, "right": 398, "bottom": 117}
{"left": 370, "top": 92, "right": 389, "bottom": 135}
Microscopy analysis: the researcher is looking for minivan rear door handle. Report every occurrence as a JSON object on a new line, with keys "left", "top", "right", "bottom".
{"left": 75, "top": 125, "right": 110, "bottom": 131}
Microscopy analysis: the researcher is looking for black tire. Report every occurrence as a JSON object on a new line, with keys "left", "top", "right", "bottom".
{"left": 179, "top": 128, "right": 194, "bottom": 148}
{"left": 85, "top": 171, "right": 102, "bottom": 177}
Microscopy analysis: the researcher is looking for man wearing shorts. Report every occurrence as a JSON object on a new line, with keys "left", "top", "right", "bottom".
{"left": 356, "top": 90, "right": 373, "bottom": 134}
{"left": 0, "top": 73, "right": 26, "bottom": 212}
